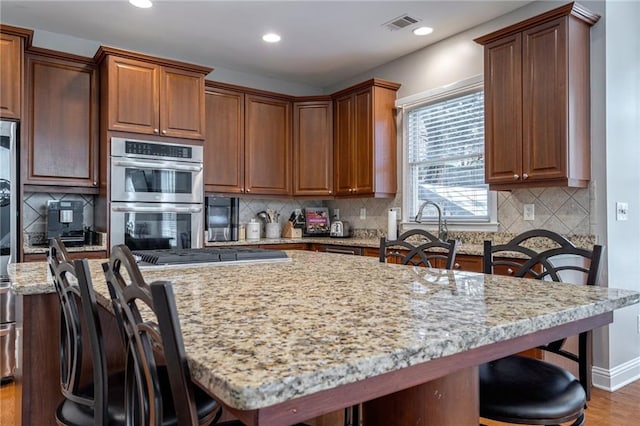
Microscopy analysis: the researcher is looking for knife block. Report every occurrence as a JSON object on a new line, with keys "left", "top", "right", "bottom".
{"left": 282, "top": 222, "right": 302, "bottom": 239}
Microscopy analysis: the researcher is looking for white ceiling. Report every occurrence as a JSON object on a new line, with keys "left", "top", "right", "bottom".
{"left": 1, "top": 0, "right": 532, "bottom": 88}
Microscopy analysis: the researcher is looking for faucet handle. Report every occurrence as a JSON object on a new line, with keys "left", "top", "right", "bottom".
{"left": 440, "top": 219, "right": 449, "bottom": 241}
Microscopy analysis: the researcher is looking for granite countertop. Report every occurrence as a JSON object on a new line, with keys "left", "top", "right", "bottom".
{"left": 8, "top": 251, "right": 639, "bottom": 412}
{"left": 205, "top": 231, "right": 598, "bottom": 258}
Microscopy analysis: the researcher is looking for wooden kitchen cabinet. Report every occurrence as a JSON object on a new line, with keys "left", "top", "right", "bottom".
{"left": 452, "top": 254, "right": 483, "bottom": 272}
{"left": 244, "top": 93, "right": 292, "bottom": 195}
{"left": 204, "top": 85, "right": 245, "bottom": 193}
{"left": 293, "top": 99, "right": 333, "bottom": 197}
{"left": 96, "top": 46, "right": 211, "bottom": 140}
{"left": 333, "top": 79, "right": 400, "bottom": 198}
{"left": 475, "top": 3, "right": 600, "bottom": 191}
{"left": 23, "top": 49, "right": 99, "bottom": 191}
{"left": 204, "top": 83, "right": 293, "bottom": 196}
{"left": 0, "top": 25, "right": 32, "bottom": 119}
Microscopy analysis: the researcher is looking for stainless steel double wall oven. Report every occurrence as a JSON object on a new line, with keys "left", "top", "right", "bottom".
{"left": 110, "top": 137, "right": 204, "bottom": 250}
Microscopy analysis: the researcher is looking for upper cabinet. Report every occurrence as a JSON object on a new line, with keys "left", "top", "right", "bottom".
{"left": 244, "top": 93, "right": 292, "bottom": 195}
{"left": 204, "top": 85, "right": 245, "bottom": 194}
{"left": 23, "top": 49, "right": 99, "bottom": 191}
{"left": 293, "top": 99, "right": 333, "bottom": 197}
{"left": 333, "top": 79, "right": 400, "bottom": 198}
{"left": 475, "top": 3, "right": 600, "bottom": 191}
{"left": 0, "top": 25, "right": 32, "bottom": 119}
{"left": 96, "top": 47, "right": 212, "bottom": 140}
{"left": 204, "top": 83, "right": 292, "bottom": 196}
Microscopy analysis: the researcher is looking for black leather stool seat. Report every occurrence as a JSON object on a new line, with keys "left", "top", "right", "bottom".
{"left": 56, "top": 367, "right": 226, "bottom": 426}
{"left": 479, "top": 355, "right": 586, "bottom": 424}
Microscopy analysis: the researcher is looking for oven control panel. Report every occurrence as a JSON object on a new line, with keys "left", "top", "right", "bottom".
{"left": 125, "top": 140, "right": 192, "bottom": 159}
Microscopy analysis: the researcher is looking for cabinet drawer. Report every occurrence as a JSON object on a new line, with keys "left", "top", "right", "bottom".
{"left": 452, "top": 255, "right": 482, "bottom": 272}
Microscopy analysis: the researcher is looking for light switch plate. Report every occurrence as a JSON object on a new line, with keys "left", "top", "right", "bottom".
{"left": 616, "top": 202, "right": 629, "bottom": 221}
{"left": 524, "top": 204, "right": 535, "bottom": 221}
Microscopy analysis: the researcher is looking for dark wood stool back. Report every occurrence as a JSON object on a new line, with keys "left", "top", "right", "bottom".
{"left": 379, "top": 229, "right": 458, "bottom": 269}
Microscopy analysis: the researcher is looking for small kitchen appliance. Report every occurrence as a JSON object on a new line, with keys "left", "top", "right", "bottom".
{"left": 205, "top": 197, "right": 239, "bottom": 242}
{"left": 330, "top": 219, "right": 351, "bottom": 238}
{"left": 47, "top": 200, "right": 85, "bottom": 246}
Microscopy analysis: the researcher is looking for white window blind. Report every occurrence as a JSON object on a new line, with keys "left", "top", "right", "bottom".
{"left": 406, "top": 87, "right": 488, "bottom": 221}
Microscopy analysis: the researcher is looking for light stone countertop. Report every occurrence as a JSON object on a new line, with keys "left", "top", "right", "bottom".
{"left": 8, "top": 251, "right": 639, "bottom": 412}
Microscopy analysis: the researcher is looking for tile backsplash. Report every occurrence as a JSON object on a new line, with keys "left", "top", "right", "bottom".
{"left": 23, "top": 184, "right": 591, "bottom": 246}
{"left": 23, "top": 192, "right": 95, "bottom": 245}
{"left": 324, "top": 186, "right": 592, "bottom": 237}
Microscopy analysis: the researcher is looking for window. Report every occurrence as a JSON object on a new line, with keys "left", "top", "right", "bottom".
{"left": 401, "top": 76, "right": 496, "bottom": 226}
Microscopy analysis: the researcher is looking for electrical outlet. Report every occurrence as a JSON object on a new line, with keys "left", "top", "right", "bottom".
{"left": 334, "top": 208, "right": 340, "bottom": 220}
{"left": 360, "top": 207, "right": 367, "bottom": 220}
{"left": 616, "top": 202, "right": 629, "bottom": 221}
{"left": 524, "top": 204, "right": 535, "bottom": 221}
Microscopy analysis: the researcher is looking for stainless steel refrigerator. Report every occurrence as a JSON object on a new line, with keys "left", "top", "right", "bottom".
{"left": 0, "top": 119, "right": 17, "bottom": 382}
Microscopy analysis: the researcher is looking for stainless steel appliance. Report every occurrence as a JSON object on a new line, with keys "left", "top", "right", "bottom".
{"left": 330, "top": 219, "right": 352, "bottom": 238}
{"left": 132, "top": 247, "right": 289, "bottom": 267}
{"left": 110, "top": 137, "right": 203, "bottom": 204}
{"left": 206, "top": 197, "right": 239, "bottom": 242}
{"left": 47, "top": 200, "right": 84, "bottom": 246}
{"left": 110, "top": 137, "right": 204, "bottom": 250}
{"left": 110, "top": 202, "right": 203, "bottom": 250}
{"left": 0, "top": 120, "right": 17, "bottom": 382}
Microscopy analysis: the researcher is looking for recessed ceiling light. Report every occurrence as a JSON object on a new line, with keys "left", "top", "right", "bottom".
{"left": 413, "top": 26, "right": 434, "bottom": 36}
{"left": 129, "top": 0, "right": 153, "bottom": 8}
{"left": 262, "top": 33, "right": 281, "bottom": 43}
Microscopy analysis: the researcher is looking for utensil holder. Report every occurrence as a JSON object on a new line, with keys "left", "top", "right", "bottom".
{"left": 266, "top": 223, "right": 281, "bottom": 239}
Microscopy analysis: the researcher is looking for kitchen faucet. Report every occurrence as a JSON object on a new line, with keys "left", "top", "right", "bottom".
{"left": 414, "top": 200, "right": 448, "bottom": 241}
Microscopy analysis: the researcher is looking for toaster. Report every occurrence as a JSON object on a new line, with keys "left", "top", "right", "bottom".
{"left": 330, "top": 220, "right": 351, "bottom": 238}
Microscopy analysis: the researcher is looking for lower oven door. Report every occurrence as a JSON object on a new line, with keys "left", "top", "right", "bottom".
{"left": 110, "top": 202, "right": 203, "bottom": 250}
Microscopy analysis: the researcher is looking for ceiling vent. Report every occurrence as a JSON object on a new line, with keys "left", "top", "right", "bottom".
{"left": 383, "top": 14, "right": 421, "bottom": 31}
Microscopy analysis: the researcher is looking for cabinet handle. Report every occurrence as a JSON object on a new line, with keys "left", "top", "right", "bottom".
{"left": 240, "top": 188, "right": 245, "bottom": 193}
{"left": 454, "top": 262, "right": 461, "bottom": 269}
{"left": 92, "top": 181, "right": 97, "bottom": 186}
{"left": 246, "top": 188, "right": 251, "bottom": 193}
{"left": 162, "top": 130, "right": 167, "bottom": 135}
{"left": 507, "top": 268, "right": 514, "bottom": 275}
{"left": 329, "top": 190, "right": 332, "bottom": 194}
{"left": 513, "top": 174, "right": 519, "bottom": 180}
{"left": 154, "top": 128, "right": 159, "bottom": 133}
{"left": 522, "top": 173, "right": 529, "bottom": 180}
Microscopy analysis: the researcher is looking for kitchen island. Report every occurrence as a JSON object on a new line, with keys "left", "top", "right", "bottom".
{"left": 9, "top": 251, "right": 640, "bottom": 425}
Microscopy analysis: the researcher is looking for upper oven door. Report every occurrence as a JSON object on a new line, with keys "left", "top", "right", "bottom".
{"left": 111, "top": 157, "right": 203, "bottom": 204}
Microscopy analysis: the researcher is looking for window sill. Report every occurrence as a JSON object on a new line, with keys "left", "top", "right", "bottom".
{"left": 400, "top": 221, "right": 500, "bottom": 233}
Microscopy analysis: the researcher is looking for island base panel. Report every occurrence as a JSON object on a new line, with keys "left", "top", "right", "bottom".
{"left": 362, "top": 367, "right": 479, "bottom": 426}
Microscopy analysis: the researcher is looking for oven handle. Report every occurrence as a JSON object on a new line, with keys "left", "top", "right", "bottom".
{"left": 112, "top": 159, "right": 203, "bottom": 172}
{"left": 111, "top": 205, "right": 202, "bottom": 214}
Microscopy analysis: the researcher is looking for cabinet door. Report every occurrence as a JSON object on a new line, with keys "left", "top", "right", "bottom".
{"left": 204, "top": 88, "right": 245, "bottom": 193}
{"left": 484, "top": 33, "right": 523, "bottom": 185}
{"left": 24, "top": 54, "right": 98, "bottom": 189}
{"left": 160, "top": 67, "right": 205, "bottom": 139}
{"left": 105, "top": 56, "right": 159, "bottom": 135}
{"left": 245, "top": 94, "right": 291, "bottom": 195}
{"left": 0, "top": 33, "right": 22, "bottom": 119}
{"left": 333, "top": 93, "right": 354, "bottom": 196}
{"left": 353, "top": 88, "right": 373, "bottom": 195}
{"left": 293, "top": 101, "right": 333, "bottom": 196}
{"left": 522, "top": 18, "right": 568, "bottom": 182}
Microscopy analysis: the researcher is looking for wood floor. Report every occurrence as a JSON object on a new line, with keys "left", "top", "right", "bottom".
{"left": 1, "top": 379, "right": 639, "bottom": 425}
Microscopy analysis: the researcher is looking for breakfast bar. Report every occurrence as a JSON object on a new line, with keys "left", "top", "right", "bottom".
{"left": 9, "top": 250, "right": 640, "bottom": 425}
